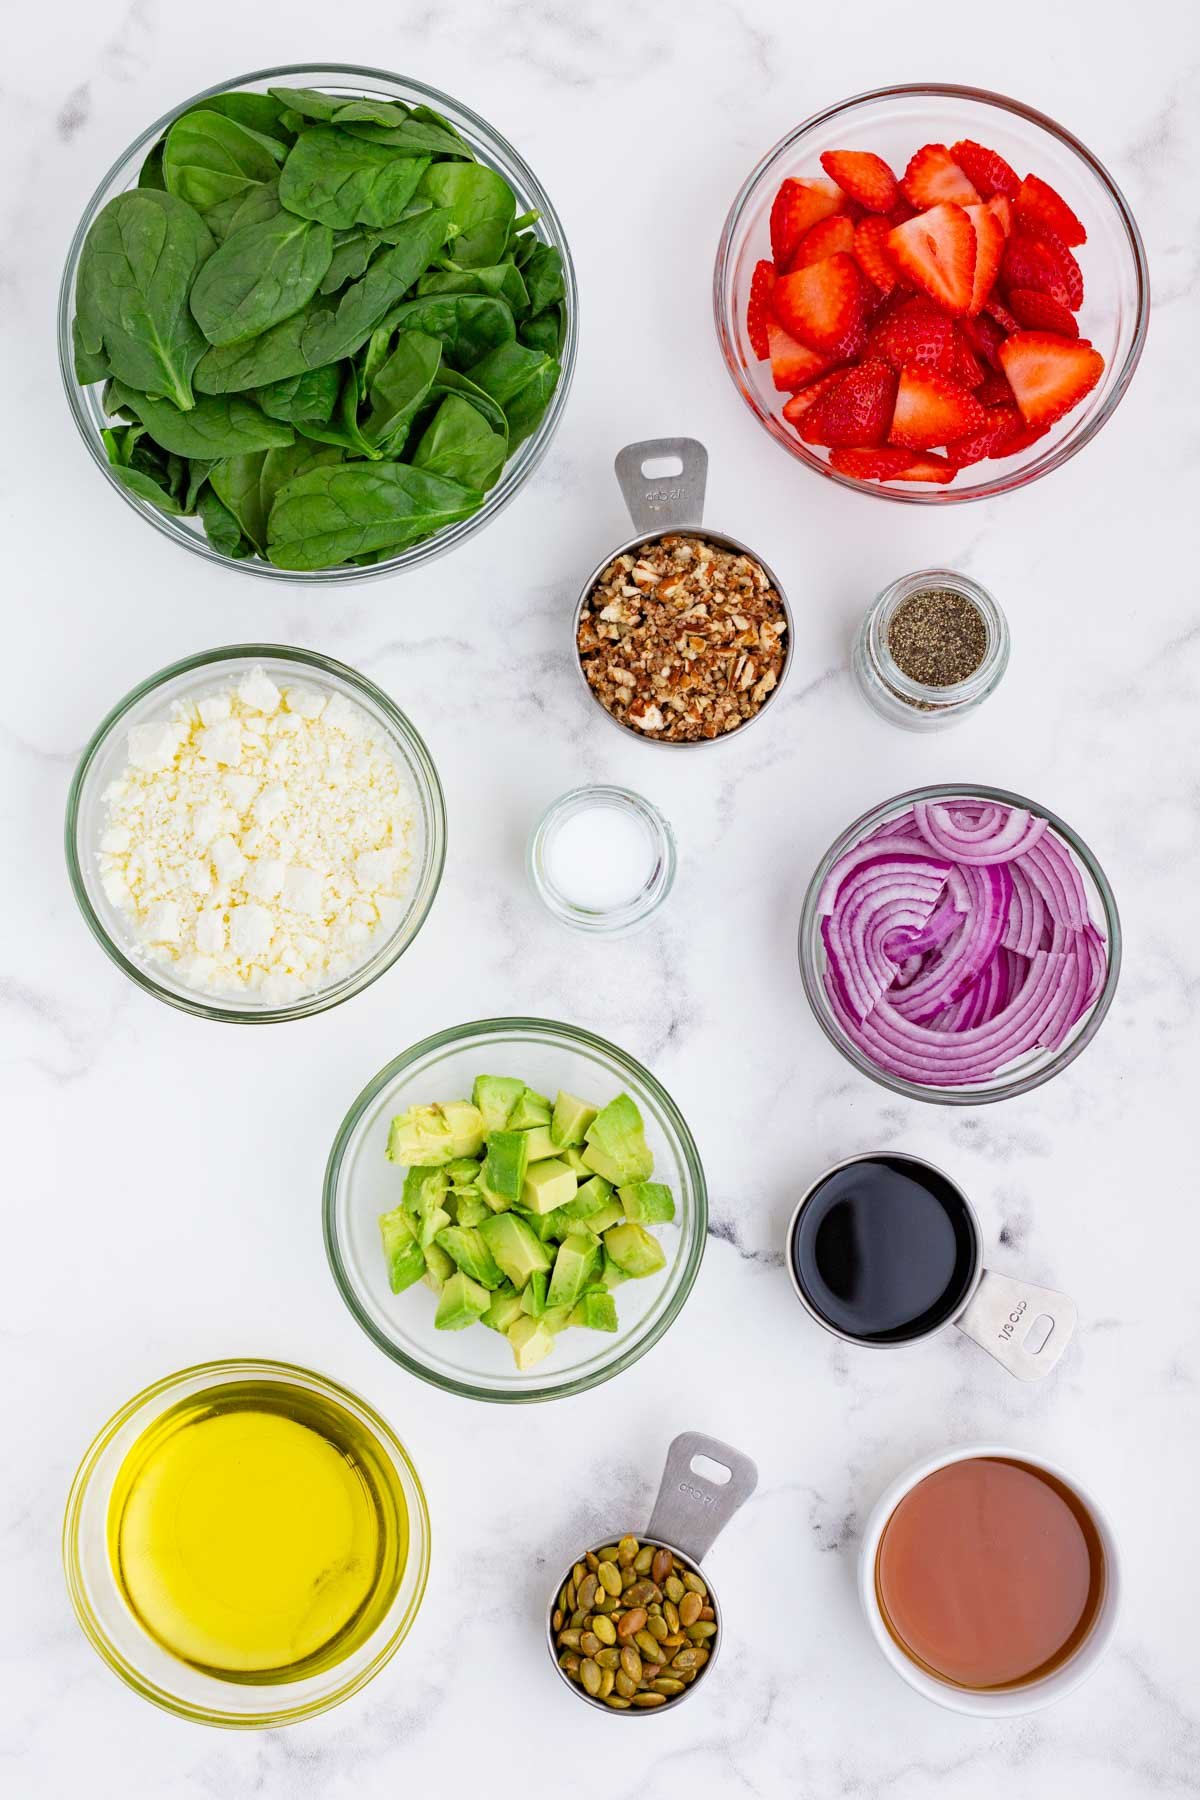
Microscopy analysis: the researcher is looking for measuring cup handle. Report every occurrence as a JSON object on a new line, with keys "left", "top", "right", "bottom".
{"left": 614, "top": 438, "right": 708, "bottom": 534}
{"left": 646, "top": 1431, "right": 758, "bottom": 1564}
{"left": 955, "top": 1270, "right": 1077, "bottom": 1381}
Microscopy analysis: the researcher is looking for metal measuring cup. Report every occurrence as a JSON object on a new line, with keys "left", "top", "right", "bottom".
{"left": 547, "top": 1431, "right": 758, "bottom": 1714}
{"left": 571, "top": 438, "right": 794, "bottom": 745}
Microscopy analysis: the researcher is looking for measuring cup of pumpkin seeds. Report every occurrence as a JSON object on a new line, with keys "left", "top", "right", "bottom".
{"left": 547, "top": 1431, "right": 757, "bottom": 1712}
{"left": 572, "top": 439, "right": 793, "bottom": 746}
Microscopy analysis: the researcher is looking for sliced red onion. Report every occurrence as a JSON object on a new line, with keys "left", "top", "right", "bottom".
{"left": 821, "top": 852, "right": 952, "bottom": 1021}
{"left": 914, "top": 798, "right": 1049, "bottom": 865}
{"left": 889, "top": 862, "right": 1012, "bottom": 1024}
{"left": 1000, "top": 859, "right": 1047, "bottom": 956}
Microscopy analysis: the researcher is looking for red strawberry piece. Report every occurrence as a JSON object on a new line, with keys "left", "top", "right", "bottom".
{"left": 887, "top": 204, "right": 977, "bottom": 315}
{"left": 947, "top": 327, "right": 985, "bottom": 388}
{"left": 965, "top": 204, "right": 1005, "bottom": 316}
{"left": 820, "top": 149, "right": 899, "bottom": 214}
{"left": 868, "top": 294, "right": 956, "bottom": 374}
{"left": 949, "top": 139, "right": 1020, "bottom": 200}
{"left": 853, "top": 215, "right": 899, "bottom": 294}
{"left": 888, "top": 197, "right": 917, "bottom": 226}
{"left": 746, "top": 259, "right": 775, "bottom": 360}
{"left": 961, "top": 312, "right": 1008, "bottom": 371}
{"left": 1004, "top": 419, "right": 1052, "bottom": 454}
{"left": 1001, "top": 233, "right": 1083, "bottom": 310}
{"left": 901, "top": 144, "right": 980, "bottom": 210}
{"left": 782, "top": 371, "right": 850, "bottom": 425}
{"left": 770, "top": 178, "right": 843, "bottom": 268}
{"left": 945, "top": 404, "right": 1024, "bottom": 468}
{"left": 772, "top": 252, "right": 866, "bottom": 352}
{"left": 826, "top": 314, "right": 870, "bottom": 366}
{"left": 975, "top": 369, "right": 1016, "bottom": 406}
{"left": 997, "top": 330, "right": 1104, "bottom": 428}
{"left": 986, "top": 194, "right": 1015, "bottom": 236}
{"left": 1007, "top": 287, "right": 1080, "bottom": 338}
{"left": 985, "top": 296, "right": 1020, "bottom": 334}
{"left": 1016, "top": 173, "right": 1087, "bottom": 247}
{"left": 767, "top": 321, "right": 831, "bottom": 391}
{"left": 829, "top": 446, "right": 955, "bottom": 484}
{"left": 796, "top": 359, "right": 898, "bottom": 448}
{"left": 788, "top": 214, "right": 856, "bottom": 270}
{"left": 890, "top": 367, "right": 988, "bottom": 448}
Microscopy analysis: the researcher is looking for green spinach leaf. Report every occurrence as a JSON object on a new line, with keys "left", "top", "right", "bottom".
{"left": 411, "top": 393, "right": 507, "bottom": 491}
{"left": 417, "top": 261, "right": 529, "bottom": 315}
{"left": 197, "top": 486, "right": 253, "bottom": 556}
{"left": 163, "top": 111, "right": 285, "bottom": 221}
{"left": 111, "top": 381, "right": 294, "bottom": 458}
{"left": 360, "top": 329, "right": 443, "bottom": 455}
{"left": 417, "top": 163, "right": 515, "bottom": 265}
{"left": 210, "top": 451, "right": 269, "bottom": 554}
{"left": 267, "top": 462, "right": 483, "bottom": 568}
{"left": 519, "top": 307, "right": 564, "bottom": 356}
{"left": 521, "top": 243, "right": 565, "bottom": 313}
{"left": 189, "top": 210, "right": 334, "bottom": 345}
{"left": 279, "top": 127, "right": 430, "bottom": 229}
{"left": 469, "top": 340, "right": 560, "bottom": 446}
{"left": 259, "top": 439, "right": 342, "bottom": 520}
{"left": 256, "top": 363, "right": 343, "bottom": 426}
{"left": 379, "top": 294, "right": 515, "bottom": 369}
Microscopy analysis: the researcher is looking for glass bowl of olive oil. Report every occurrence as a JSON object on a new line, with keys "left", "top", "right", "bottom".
{"left": 63, "top": 1359, "right": 430, "bottom": 1726}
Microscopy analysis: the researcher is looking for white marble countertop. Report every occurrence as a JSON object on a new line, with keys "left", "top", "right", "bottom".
{"left": 5, "top": 0, "right": 1199, "bottom": 1793}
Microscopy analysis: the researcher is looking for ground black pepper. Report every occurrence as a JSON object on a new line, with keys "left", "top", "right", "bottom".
{"left": 887, "top": 588, "right": 988, "bottom": 689}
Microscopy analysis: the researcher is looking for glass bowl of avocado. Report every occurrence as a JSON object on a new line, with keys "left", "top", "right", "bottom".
{"left": 324, "top": 1018, "right": 708, "bottom": 1401}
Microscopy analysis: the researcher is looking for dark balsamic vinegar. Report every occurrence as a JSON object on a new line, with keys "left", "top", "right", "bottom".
{"left": 791, "top": 1156, "right": 978, "bottom": 1343}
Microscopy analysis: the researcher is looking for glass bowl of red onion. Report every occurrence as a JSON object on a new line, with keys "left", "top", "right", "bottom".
{"left": 798, "top": 784, "right": 1121, "bottom": 1104}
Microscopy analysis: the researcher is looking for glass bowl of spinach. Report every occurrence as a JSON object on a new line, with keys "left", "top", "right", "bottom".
{"left": 58, "top": 65, "right": 577, "bottom": 580}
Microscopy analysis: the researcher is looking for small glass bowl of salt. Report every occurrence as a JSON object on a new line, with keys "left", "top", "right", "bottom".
{"left": 527, "top": 786, "right": 676, "bottom": 935}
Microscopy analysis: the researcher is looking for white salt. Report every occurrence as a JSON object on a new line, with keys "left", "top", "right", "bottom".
{"left": 545, "top": 803, "right": 656, "bottom": 912}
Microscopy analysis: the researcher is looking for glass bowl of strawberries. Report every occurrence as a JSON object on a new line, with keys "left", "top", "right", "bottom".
{"left": 714, "top": 84, "right": 1148, "bottom": 500}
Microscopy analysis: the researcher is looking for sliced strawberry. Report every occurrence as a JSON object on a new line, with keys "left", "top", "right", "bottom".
{"left": 961, "top": 312, "right": 1008, "bottom": 371}
{"left": 746, "top": 259, "right": 775, "bottom": 360}
{"left": 796, "top": 360, "right": 897, "bottom": 448}
{"left": 868, "top": 294, "right": 956, "bottom": 375}
{"left": 1001, "top": 233, "right": 1083, "bottom": 310}
{"left": 853, "top": 216, "right": 899, "bottom": 294}
{"left": 901, "top": 144, "right": 980, "bottom": 210}
{"left": 767, "top": 321, "right": 831, "bottom": 391}
{"left": 888, "top": 197, "right": 917, "bottom": 226}
{"left": 986, "top": 194, "right": 1015, "bottom": 236}
{"left": 985, "top": 296, "right": 1019, "bottom": 335}
{"left": 1007, "top": 287, "right": 1080, "bottom": 338}
{"left": 1016, "top": 173, "right": 1087, "bottom": 247}
{"left": 965, "top": 204, "right": 1005, "bottom": 315}
{"left": 826, "top": 314, "right": 870, "bottom": 366}
{"left": 1004, "top": 419, "right": 1052, "bottom": 454}
{"left": 975, "top": 369, "right": 1016, "bottom": 406}
{"left": 820, "top": 149, "right": 898, "bottom": 214}
{"left": 770, "top": 178, "right": 843, "bottom": 268}
{"left": 945, "top": 404, "right": 1023, "bottom": 467}
{"left": 891, "top": 367, "right": 988, "bottom": 448}
{"left": 788, "top": 214, "right": 856, "bottom": 270}
{"left": 949, "top": 139, "right": 1020, "bottom": 200}
{"left": 772, "top": 252, "right": 866, "bottom": 352}
{"left": 997, "top": 330, "right": 1104, "bottom": 428}
{"left": 947, "top": 327, "right": 985, "bottom": 388}
{"left": 887, "top": 204, "right": 976, "bottom": 315}
{"left": 782, "top": 371, "right": 849, "bottom": 425}
{"left": 829, "top": 446, "right": 955, "bottom": 484}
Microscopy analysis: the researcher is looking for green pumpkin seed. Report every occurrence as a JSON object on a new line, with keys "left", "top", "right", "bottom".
{"left": 619, "top": 1645, "right": 642, "bottom": 1682}
{"left": 556, "top": 1536, "right": 718, "bottom": 1712}
{"left": 688, "top": 1621, "right": 718, "bottom": 1641}
{"left": 596, "top": 1646, "right": 620, "bottom": 1670}
{"left": 634, "top": 1545, "right": 655, "bottom": 1574}
{"left": 634, "top": 1629, "right": 660, "bottom": 1660}
{"left": 679, "top": 1591, "right": 703, "bottom": 1627}
{"left": 617, "top": 1534, "right": 639, "bottom": 1566}
{"left": 552, "top": 1608, "right": 563, "bottom": 1631}
{"left": 663, "top": 1599, "right": 680, "bottom": 1632}
{"left": 592, "top": 1614, "right": 616, "bottom": 1646}
{"left": 580, "top": 1631, "right": 601, "bottom": 1657}
{"left": 682, "top": 1571, "right": 707, "bottom": 1597}
{"left": 597, "top": 1560, "right": 622, "bottom": 1597}
{"left": 597, "top": 1546, "right": 619, "bottom": 1563}
{"left": 580, "top": 1657, "right": 602, "bottom": 1696}
{"left": 598, "top": 1666, "right": 615, "bottom": 1699}
{"left": 615, "top": 1669, "right": 637, "bottom": 1699}
{"left": 605, "top": 1695, "right": 631, "bottom": 1709}
{"left": 651, "top": 1549, "right": 672, "bottom": 1585}
{"left": 664, "top": 1575, "right": 685, "bottom": 1603}
{"left": 672, "top": 1648, "right": 699, "bottom": 1671}
{"left": 653, "top": 1677, "right": 685, "bottom": 1696}
{"left": 577, "top": 1572, "right": 599, "bottom": 1613}
{"left": 646, "top": 1614, "right": 669, "bottom": 1642}
{"left": 558, "top": 1629, "right": 582, "bottom": 1650}
{"left": 616, "top": 1606, "right": 647, "bottom": 1640}
{"left": 633, "top": 1692, "right": 667, "bottom": 1708}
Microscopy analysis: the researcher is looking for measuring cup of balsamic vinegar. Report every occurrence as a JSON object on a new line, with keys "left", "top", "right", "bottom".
{"left": 786, "top": 1154, "right": 1076, "bottom": 1381}
{"left": 546, "top": 1432, "right": 758, "bottom": 1714}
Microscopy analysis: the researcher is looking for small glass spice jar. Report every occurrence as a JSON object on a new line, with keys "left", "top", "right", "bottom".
{"left": 527, "top": 785, "right": 676, "bottom": 936}
{"left": 852, "top": 569, "right": 1010, "bottom": 732}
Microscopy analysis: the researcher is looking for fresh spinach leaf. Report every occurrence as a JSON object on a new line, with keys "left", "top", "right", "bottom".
{"left": 279, "top": 128, "right": 430, "bottom": 229}
{"left": 424, "top": 365, "right": 509, "bottom": 436}
{"left": 379, "top": 294, "right": 515, "bottom": 370}
{"left": 138, "top": 140, "right": 166, "bottom": 190}
{"left": 417, "top": 261, "right": 529, "bottom": 315}
{"left": 319, "top": 229, "right": 380, "bottom": 294}
{"left": 189, "top": 210, "right": 334, "bottom": 345}
{"left": 195, "top": 206, "right": 452, "bottom": 392}
{"left": 75, "top": 189, "right": 214, "bottom": 409}
{"left": 267, "top": 86, "right": 345, "bottom": 123}
{"left": 183, "top": 459, "right": 216, "bottom": 511}
{"left": 416, "top": 162, "right": 515, "bottom": 266}
{"left": 256, "top": 363, "right": 342, "bottom": 427}
{"left": 197, "top": 485, "right": 253, "bottom": 556}
{"left": 411, "top": 393, "right": 507, "bottom": 491}
{"left": 360, "top": 329, "right": 442, "bottom": 455}
{"left": 521, "top": 242, "right": 565, "bottom": 313}
{"left": 163, "top": 111, "right": 285, "bottom": 221}
{"left": 210, "top": 451, "right": 269, "bottom": 554}
{"left": 267, "top": 462, "right": 483, "bottom": 568}
{"left": 259, "top": 439, "right": 342, "bottom": 520}
{"left": 110, "top": 381, "right": 294, "bottom": 457}
{"left": 295, "top": 362, "right": 378, "bottom": 459}
{"left": 102, "top": 426, "right": 185, "bottom": 514}
{"left": 73, "top": 312, "right": 110, "bottom": 385}
{"left": 188, "top": 90, "right": 294, "bottom": 145}
{"left": 519, "top": 307, "right": 564, "bottom": 356}
{"left": 469, "top": 341, "right": 560, "bottom": 446}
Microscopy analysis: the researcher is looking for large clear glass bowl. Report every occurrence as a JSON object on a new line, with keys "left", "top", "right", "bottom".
{"left": 714, "top": 84, "right": 1148, "bottom": 503}
{"left": 325, "top": 1018, "right": 708, "bottom": 1401}
{"left": 798, "top": 784, "right": 1121, "bottom": 1104}
{"left": 62, "top": 1358, "right": 431, "bottom": 1727}
{"left": 65, "top": 644, "right": 446, "bottom": 1022}
{"left": 58, "top": 63, "right": 577, "bottom": 581}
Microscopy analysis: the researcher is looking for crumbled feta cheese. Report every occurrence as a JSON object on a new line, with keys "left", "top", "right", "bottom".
{"left": 196, "top": 722, "right": 242, "bottom": 766}
{"left": 237, "top": 669, "right": 282, "bottom": 714}
{"left": 127, "top": 722, "right": 186, "bottom": 772}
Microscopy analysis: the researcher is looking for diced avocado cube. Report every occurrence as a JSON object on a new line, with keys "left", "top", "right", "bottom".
{"left": 564, "top": 1174, "right": 614, "bottom": 1220}
{"left": 520, "top": 1270, "right": 548, "bottom": 1317}
{"left": 571, "top": 1290, "right": 619, "bottom": 1332}
{"left": 603, "top": 1221, "right": 667, "bottom": 1279}
{"left": 435, "top": 1225, "right": 505, "bottom": 1289}
{"left": 561, "top": 1146, "right": 591, "bottom": 1177}
{"left": 387, "top": 1100, "right": 484, "bottom": 1166}
{"left": 521, "top": 1158, "right": 578, "bottom": 1215}
{"left": 482, "top": 1130, "right": 529, "bottom": 1205}
{"left": 453, "top": 1191, "right": 490, "bottom": 1228}
{"left": 601, "top": 1251, "right": 630, "bottom": 1289}
{"left": 422, "top": 1241, "right": 455, "bottom": 1293}
{"left": 402, "top": 1164, "right": 450, "bottom": 1215}
{"left": 542, "top": 1304, "right": 573, "bottom": 1333}
{"left": 472, "top": 1074, "right": 526, "bottom": 1133}
{"left": 482, "top": 1285, "right": 524, "bottom": 1333}
{"left": 521, "top": 1125, "right": 560, "bottom": 1162}
{"left": 523, "top": 1205, "right": 570, "bottom": 1242}
{"left": 419, "top": 1205, "right": 451, "bottom": 1249}
{"left": 378, "top": 1204, "right": 424, "bottom": 1294}
{"left": 507, "top": 1314, "right": 555, "bottom": 1370}
{"left": 547, "top": 1232, "right": 600, "bottom": 1309}
{"left": 582, "top": 1094, "right": 654, "bottom": 1187}
{"left": 552, "top": 1090, "right": 599, "bottom": 1148}
{"left": 478, "top": 1211, "right": 552, "bottom": 1289}
{"left": 508, "top": 1088, "right": 551, "bottom": 1130}
{"left": 447, "top": 1157, "right": 484, "bottom": 1187}
{"left": 618, "top": 1181, "right": 676, "bottom": 1225}
{"left": 435, "top": 1270, "right": 491, "bottom": 1330}
{"left": 583, "top": 1199, "right": 625, "bottom": 1236}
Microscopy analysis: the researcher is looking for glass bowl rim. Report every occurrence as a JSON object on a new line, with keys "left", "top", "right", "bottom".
{"left": 61, "top": 1354, "right": 432, "bottom": 1728}
{"left": 323, "top": 1014, "right": 709, "bottom": 1401}
{"left": 797, "top": 781, "right": 1122, "bottom": 1104}
{"left": 713, "top": 81, "right": 1150, "bottom": 505}
{"left": 64, "top": 641, "right": 448, "bottom": 1023}
{"left": 56, "top": 61, "right": 578, "bottom": 582}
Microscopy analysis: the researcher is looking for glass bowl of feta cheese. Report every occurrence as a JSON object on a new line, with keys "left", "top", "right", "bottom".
{"left": 65, "top": 644, "right": 446, "bottom": 1021}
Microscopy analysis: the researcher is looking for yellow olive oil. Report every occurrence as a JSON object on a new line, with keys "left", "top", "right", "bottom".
{"left": 107, "top": 1381, "right": 407, "bottom": 1683}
